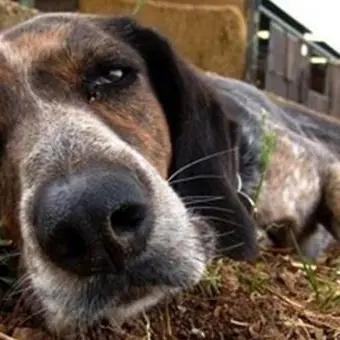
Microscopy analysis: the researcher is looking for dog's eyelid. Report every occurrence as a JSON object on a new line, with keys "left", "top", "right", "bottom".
{"left": 83, "top": 64, "right": 138, "bottom": 103}
{"left": 84, "top": 54, "right": 141, "bottom": 74}
{"left": 88, "top": 65, "right": 137, "bottom": 84}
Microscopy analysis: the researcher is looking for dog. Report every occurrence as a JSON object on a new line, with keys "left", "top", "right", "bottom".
{"left": 205, "top": 72, "right": 340, "bottom": 259}
{"left": 0, "top": 13, "right": 259, "bottom": 336}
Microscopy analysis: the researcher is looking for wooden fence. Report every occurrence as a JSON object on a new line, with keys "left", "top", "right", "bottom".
{"left": 254, "top": 3, "right": 340, "bottom": 118}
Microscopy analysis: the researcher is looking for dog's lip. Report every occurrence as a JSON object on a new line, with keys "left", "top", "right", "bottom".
{"left": 86, "top": 258, "right": 182, "bottom": 289}
{"left": 65, "top": 255, "right": 182, "bottom": 300}
{"left": 62, "top": 269, "right": 168, "bottom": 316}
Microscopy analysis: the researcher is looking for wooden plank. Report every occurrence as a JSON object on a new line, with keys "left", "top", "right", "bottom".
{"left": 328, "top": 63, "right": 340, "bottom": 118}
{"left": 267, "top": 21, "right": 287, "bottom": 75}
{"left": 298, "top": 57, "right": 310, "bottom": 105}
{"left": 266, "top": 71, "right": 288, "bottom": 98}
{"left": 286, "top": 34, "right": 300, "bottom": 81}
{"left": 287, "top": 82, "right": 299, "bottom": 102}
{"left": 307, "top": 90, "right": 329, "bottom": 114}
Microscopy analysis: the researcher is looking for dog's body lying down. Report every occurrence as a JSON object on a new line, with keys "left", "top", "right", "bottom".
{"left": 206, "top": 72, "right": 340, "bottom": 258}
{"left": 0, "top": 12, "right": 338, "bottom": 337}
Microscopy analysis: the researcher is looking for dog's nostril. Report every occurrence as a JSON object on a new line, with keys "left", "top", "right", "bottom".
{"left": 44, "top": 223, "right": 88, "bottom": 267}
{"left": 110, "top": 203, "right": 147, "bottom": 236}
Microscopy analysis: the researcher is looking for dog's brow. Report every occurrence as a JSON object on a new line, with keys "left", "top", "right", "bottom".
{"left": 0, "top": 27, "right": 70, "bottom": 70}
{"left": 0, "top": 37, "right": 25, "bottom": 70}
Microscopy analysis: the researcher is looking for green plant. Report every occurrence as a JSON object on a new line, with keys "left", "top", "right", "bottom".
{"left": 198, "top": 259, "right": 224, "bottom": 297}
{"left": 132, "top": 0, "right": 147, "bottom": 15}
{"left": 289, "top": 229, "right": 340, "bottom": 311}
{"left": 236, "top": 263, "right": 271, "bottom": 294}
{"left": 252, "top": 109, "right": 277, "bottom": 211}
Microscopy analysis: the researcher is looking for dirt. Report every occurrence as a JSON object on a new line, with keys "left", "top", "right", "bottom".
{"left": 1, "top": 247, "right": 340, "bottom": 340}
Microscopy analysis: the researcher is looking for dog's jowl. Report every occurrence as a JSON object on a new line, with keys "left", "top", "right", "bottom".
{"left": 0, "top": 13, "right": 258, "bottom": 334}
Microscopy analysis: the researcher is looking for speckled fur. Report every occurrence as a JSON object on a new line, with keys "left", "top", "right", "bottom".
{"left": 207, "top": 72, "right": 340, "bottom": 258}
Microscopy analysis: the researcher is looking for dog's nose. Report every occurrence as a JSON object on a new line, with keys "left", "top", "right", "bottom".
{"left": 33, "top": 167, "right": 150, "bottom": 276}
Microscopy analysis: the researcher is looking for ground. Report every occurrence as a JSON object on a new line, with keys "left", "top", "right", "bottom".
{"left": 1, "top": 245, "right": 340, "bottom": 340}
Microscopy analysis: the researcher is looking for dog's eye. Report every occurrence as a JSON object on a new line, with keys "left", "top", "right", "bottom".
{"left": 84, "top": 67, "right": 136, "bottom": 102}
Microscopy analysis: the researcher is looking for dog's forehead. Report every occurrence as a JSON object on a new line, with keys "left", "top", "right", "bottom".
{"left": 0, "top": 14, "right": 126, "bottom": 68}
{"left": 2, "top": 13, "right": 97, "bottom": 40}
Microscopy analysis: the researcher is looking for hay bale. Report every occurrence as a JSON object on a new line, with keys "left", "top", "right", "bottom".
{"left": 0, "top": 0, "right": 38, "bottom": 30}
{"left": 80, "top": 0, "right": 247, "bottom": 79}
{"left": 142, "top": 0, "right": 247, "bottom": 12}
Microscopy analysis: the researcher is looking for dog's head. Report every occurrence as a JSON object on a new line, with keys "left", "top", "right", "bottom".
{"left": 0, "top": 13, "right": 257, "bottom": 333}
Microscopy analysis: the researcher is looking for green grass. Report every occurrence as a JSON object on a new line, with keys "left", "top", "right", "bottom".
{"left": 198, "top": 259, "right": 224, "bottom": 297}
{"left": 132, "top": 0, "right": 147, "bottom": 15}
{"left": 236, "top": 263, "right": 271, "bottom": 294}
{"left": 252, "top": 109, "right": 277, "bottom": 212}
{"left": 289, "top": 229, "right": 340, "bottom": 312}
{"left": 296, "top": 259, "right": 340, "bottom": 312}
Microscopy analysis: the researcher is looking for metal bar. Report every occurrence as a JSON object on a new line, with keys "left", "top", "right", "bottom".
{"left": 259, "top": 4, "right": 338, "bottom": 61}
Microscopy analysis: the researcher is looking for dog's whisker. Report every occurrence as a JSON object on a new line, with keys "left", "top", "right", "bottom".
{"left": 181, "top": 195, "right": 226, "bottom": 203}
{"left": 184, "top": 196, "right": 225, "bottom": 206}
{"left": 17, "top": 305, "right": 46, "bottom": 326}
{"left": 198, "top": 215, "right": 244, "bottom": 229}
{"left": 169, "top": 174, "right": 225, "bottom": 185}
{"left": 0, "top": 251, "right": 20, "bottom": 263}
{"left": 213, "top": 230, "right": 236, "bottom": 238}
{"left": 0, "top": 274, "right": 32, "bottom": 303}
{"left": 181, "top": 194, "right": 226, "bottom": 200}
{"left": 167, "top": 148, "right": 238, "bottom": 182}
{"left": 213, "top": 242, "right": 245, "bottom": 258}
{"left": 189, "top": 206, "right": 234, "bottom": 214}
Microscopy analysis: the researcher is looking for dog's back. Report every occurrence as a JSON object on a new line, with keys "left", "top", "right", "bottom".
{"left": 207, "top": 72, "right": 340, "bottom": 154}
{"left": 206, "top": 72, "right": 340, "bottom": 258}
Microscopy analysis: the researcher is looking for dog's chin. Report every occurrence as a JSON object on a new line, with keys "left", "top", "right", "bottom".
{"left": 39, "top": 276, "right": 178, "bottom": 336}
{"left": 31, "top": 268, "right": 195, "bottom": 335}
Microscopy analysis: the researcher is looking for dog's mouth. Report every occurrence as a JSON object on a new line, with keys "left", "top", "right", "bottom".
{"left": 21, "top": 235, "right": 202, "bottom": 334}
{"left": 44, "top": 267, "right": 169, "bottom": 322}
{"left": 21, "top": 194, "right": 213, "bottom": 332}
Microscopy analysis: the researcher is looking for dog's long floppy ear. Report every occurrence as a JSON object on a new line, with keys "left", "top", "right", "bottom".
{"left": 96, "top": 16, "right": 258, "bottom": 261}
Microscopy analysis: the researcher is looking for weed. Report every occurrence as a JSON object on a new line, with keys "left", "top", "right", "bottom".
{"left": 252, "top": 108, "right": 277, "bottom": 211}
{"left": 198, "top": 259, "right": 224, "bottom": 297}
{"left": 289, "top": 229, "right": 340, "bottom": 311}
{"left": 236, "top": 263, "right": 271, "bottom": 294}
{"left": 132, "top": 0, "right": 146, "bottom": 15}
